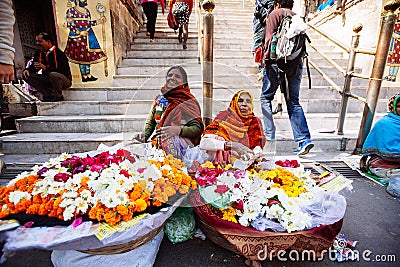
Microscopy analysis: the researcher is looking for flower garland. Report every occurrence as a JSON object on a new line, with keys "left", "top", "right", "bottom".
{"left": 0, "top": 148, "right": 195, "bottom": 226}
{"left": 195, "top": 160, "right": 319, "bottom": 233}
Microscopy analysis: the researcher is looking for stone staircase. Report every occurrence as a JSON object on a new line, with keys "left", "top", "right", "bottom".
{"left": 0, "top": 0, "right": 395, "bottom": 159}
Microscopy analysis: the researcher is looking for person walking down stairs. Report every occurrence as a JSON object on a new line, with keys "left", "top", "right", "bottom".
{"left": 169, "top": 0, "right": 193, "bottom": 49}
{"left": 142, "top": 0, "right": 165, "bottom": 42}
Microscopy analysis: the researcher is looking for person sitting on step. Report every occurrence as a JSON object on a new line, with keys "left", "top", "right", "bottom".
{"left": 200, "top": 90, "right": 266, "bottom": 164}
{"left": 133, "top": 66, "right": 204, "bottom": 160}
{"left": 360, "top": 93, "right": 400, "bottom": 179}
{"left": 22, "top": 32, "right": 72, "bottom": 102}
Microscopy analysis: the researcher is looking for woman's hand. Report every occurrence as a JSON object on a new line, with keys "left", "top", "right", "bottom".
{"left": 155, "top": 126, "right": 181, "bottom": 140}
{"left": 132, "top": 132, "right": 146, "bottom": 143}
{"left": 226, "top": 142, "right": 253, "bottom": 155}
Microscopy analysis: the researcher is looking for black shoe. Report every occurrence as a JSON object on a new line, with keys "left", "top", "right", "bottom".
{"left": 87, "top": 76, "right": 98, "bottom": 82}
{"left": 272, "top": 103, "right": 283, "bottom": 115}
{"left": 82, "top": 76, "right": 88, "bottom": 82}
{"left": 183, "top": 42, "right": 187, "bottom": 50}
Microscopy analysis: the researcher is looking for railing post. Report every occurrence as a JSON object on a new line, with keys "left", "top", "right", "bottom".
{"left": 336, "top": 24, "right": 362, "bottom": 135}
{"left": 354, "top": 0, "right": 400, "bottom": 154}
{"left": 202, "top": 0, "right": 215, "bottom": 127}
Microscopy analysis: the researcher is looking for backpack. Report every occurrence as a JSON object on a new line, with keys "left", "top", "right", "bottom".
{"left": 272, "top": 10, "right": 308, "bottom": 62}
{"left": 167, "top": 12, "right": 179, "bottom": 31}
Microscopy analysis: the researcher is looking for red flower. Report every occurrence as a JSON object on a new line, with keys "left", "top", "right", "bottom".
{"left": 81, "top": 156, "right": 95, "bottom": 167}
{"left": 116, "top": 149, "right": 136, "bottom": 163}
{"left": 54, "top": 173, "right": 71, "bottom": 182}
{"left": 214, "top": 185, "right": 229, "bottom": 194}
{"left": 90, "top": 164, "right": 104, "bottom": 172}
{"left": 267, "top": 199, "right": 280, "bottom": 207}
{"left": 120, "top": 169, "right": 130, "bottom": 178}
{"left": 275, "top": 159, "right": 300, "bottom": 168}
{"left": 233, "top": 199, "right": 244, "bottom": 211}
{"left": 233, "top": 170, "right": 246, "bottom": 179}
{"left": 137, "top": 168, "right": 146, "bottom": 173}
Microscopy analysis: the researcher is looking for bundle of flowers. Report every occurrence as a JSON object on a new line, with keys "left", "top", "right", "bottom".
{"left": 0, "top": 148, "right": 195, "bottom": 226}
{"left": 194, "top": 160, "right": 329, "bottom": 233}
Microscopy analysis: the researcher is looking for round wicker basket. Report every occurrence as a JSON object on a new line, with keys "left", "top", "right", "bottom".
{"left": 195, "top": 212, "right": 240, "bottom": 254}
{"left": 190, "top": 190, "right": 343, "bottom": 261}
{"left": 78, "top": 224, "right": 165, "bottom": 255}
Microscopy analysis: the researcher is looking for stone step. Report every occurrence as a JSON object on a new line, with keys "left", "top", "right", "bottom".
{"left": 136, "top": 31, "right": 200, "bottom": 38}
{"left": 112, "top": 73, "right": 259, "bottom": 87}
{"left": 127, "top": 48, "right": 253, "bottom": 57}
{"left": 14, "top": 112, "right": 385, "bottom": 134}
{"left": 121, "top": 57, "right": 199, "bottom": 66}
{"left": 35, "top": 98, "right": 389, "bottom": 116}
{"left": 117, "top": 63, "right": 260, "bottom": 75}
{"left": 115, "top": 63, "right": 350, "bottom": 77}
{"left": 126, "top": 49, "right": 201, "bottom": 58}
{"left": 0, "top": 130, "right": 361, "bottom": 155}
{"left": 130, "top": 41, "right": 254, "bottom": 51}
{"left": 148, "top": 25, "right": 253, "bottom": 34}
{"left": 126, "top": 48, "right": 347, "bottom": 60}
{"left": 309, "top": 57, "right": 348, "bottom": 66}
{"left": 111, "top": 72, "right": 367, "bottom": 87}
{"left": 133, "top": 37, "right": 199, "bottom": 44}
{"left": 0, "top": 132, "right": 137, "bottom": 154}
{"left": 62, "top": 85, "right": 376, "bottom": 102}
{"left": 16, "top": 115, "right": 147, "bottom": 133}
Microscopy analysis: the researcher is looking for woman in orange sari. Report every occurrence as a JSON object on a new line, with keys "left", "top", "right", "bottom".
{"left": 136, "top": 66, "right": 204, "bottom": 159}
{"left": 199, "top": 90, "right": 266, "bottom": 163}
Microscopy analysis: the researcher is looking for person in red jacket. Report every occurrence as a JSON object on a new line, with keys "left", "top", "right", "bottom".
{"left": 169, "top": 0, "right": 193, "bottom": 49}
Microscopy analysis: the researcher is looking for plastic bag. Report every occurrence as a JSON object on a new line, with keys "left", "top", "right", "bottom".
{"left": 386, "top": 175, "right": 400, "bottom": 197}
{"left": 164, "top": 207, "right": 196, "bottom": 244}
{"left": 182, "top": 146, "right": 208, "bottom": 170}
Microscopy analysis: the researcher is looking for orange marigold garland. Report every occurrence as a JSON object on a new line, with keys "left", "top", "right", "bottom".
{"left": 0, "top": 148, "right": 195, "bottom": 226}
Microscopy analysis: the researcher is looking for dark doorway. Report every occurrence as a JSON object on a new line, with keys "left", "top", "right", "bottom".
{"left": 13, "top": 0, "right": 57, "bottom": 79}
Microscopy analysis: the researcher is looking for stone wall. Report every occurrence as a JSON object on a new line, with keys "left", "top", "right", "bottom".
{"left": 110, "top": 0, "right": 143, "bottom": 67}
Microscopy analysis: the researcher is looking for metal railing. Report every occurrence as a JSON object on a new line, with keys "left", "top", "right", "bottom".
{"left": 306, "top": 23, "right": 374, "bottom": 135}
{"left": 307, "top": 0, "right": 400, "bottom": 152}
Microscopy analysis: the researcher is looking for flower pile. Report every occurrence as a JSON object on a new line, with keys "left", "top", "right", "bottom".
{"left": 195, "top": 160, "right": 321, "bottom": 233}
{"left": 0, "top": 148, "right": 195, "bottom": 225}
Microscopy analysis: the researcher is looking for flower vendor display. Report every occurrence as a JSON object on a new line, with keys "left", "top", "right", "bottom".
{"left": 190, "top": 159, "right": 346, "bottom": 261}
{"left": 0, "top": 144, "right": 195, "bottom": 257}
{"left": 0, "top": 146, "right": 195, "bottom": 226}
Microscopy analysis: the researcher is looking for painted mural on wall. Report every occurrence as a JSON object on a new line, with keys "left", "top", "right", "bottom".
{"left": 385, "top": 13, "right": 400, "bottom": 82}
{"left": 57, "top": 0, "right": 114, "bottom": 87}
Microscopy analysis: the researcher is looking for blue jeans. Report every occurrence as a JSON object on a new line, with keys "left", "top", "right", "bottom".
{"left": 260, "top": 61, "right": 311, "bottom": 143}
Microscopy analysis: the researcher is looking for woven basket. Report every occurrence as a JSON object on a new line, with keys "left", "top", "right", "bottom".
{"left": 78, "top": 223, "right": 165, "bottom": 255}
{"left": 190, "top": 190, "right": 343, "bottom": 261}
{"left": 195, "top": 212, "right": 240, "bottom": 254}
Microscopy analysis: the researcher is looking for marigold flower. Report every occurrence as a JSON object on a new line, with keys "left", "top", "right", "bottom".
{"left": 135, "top": 199, "right": 147, "bottom": 212}
{"left": 116, "top": 204, "right": 129, "bottom": 215}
